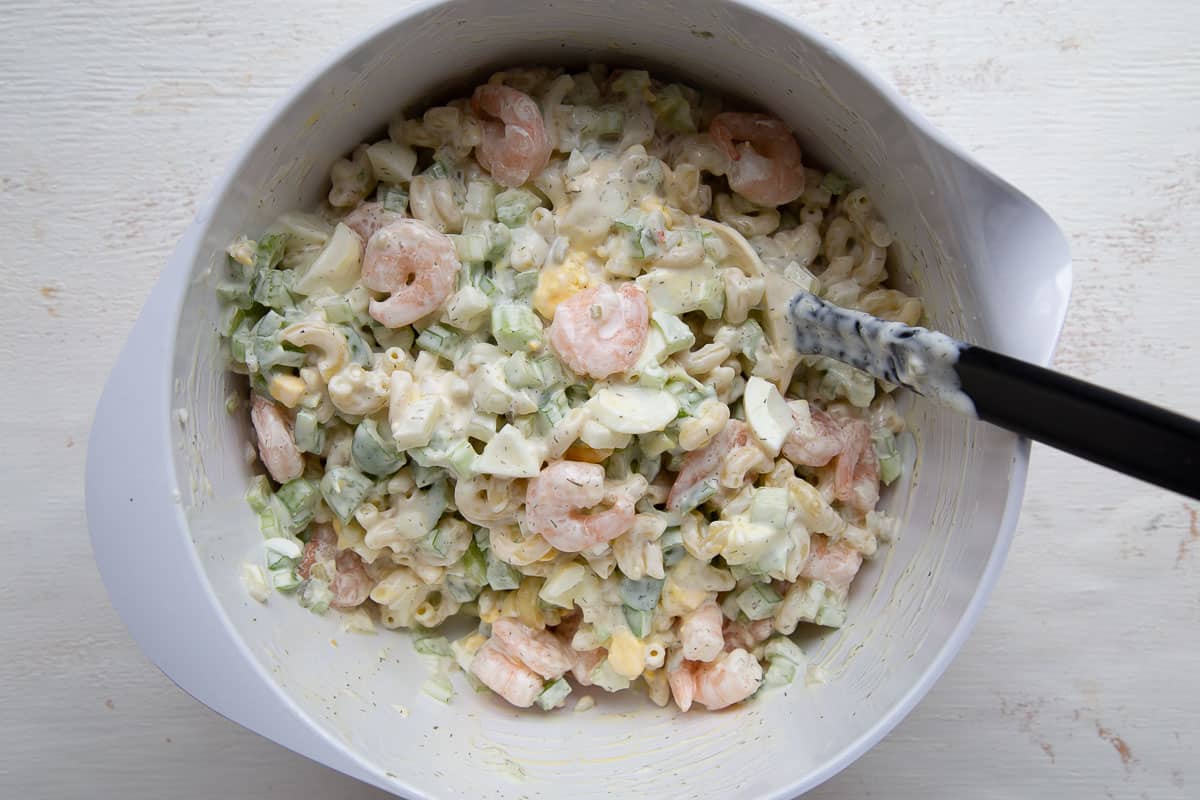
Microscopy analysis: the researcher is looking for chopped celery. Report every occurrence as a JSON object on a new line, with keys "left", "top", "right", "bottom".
{"left": 464, "top": 180, "right": 497, "bottom": 220}
{"left": 873, "top": 430, "right": 902, "bottom": 485}
{"left": 585, "top": 107, "right": 624, "bottom": 137}
{"left": 537, "top": 389, "right": 570, "bottom": 431}
{"left": 450, "top": 233, "right": 489, "bottom": 263}
{"left": 659, "top": 528, "right": 685, "bottom": 567}
{"left": 589, "top": 660, "right": 631, "bottom": 693}
{"left": 818, "top": 358, "right": 875, "bottom": 407}
{"left": 503, "top": 352, "right": 541, "bottom": 389}
{"left": 338, "top": 324, "right": 374, "bottom": 367}
{"left": 320, "top": 465, "right": 373, "bottom": 523}
{"left": 253, "top": 232, "right": 288, "bottom": 271}
{"left": 814, "top": 601, "right": 847, "bottom": 629}
{"left": 533, "top": 354, "right": 568, "bottom": 388}
{"left": 821, "top": 172, "right": 849, "bottom": 195}
{"left": 256, "top": 504, "right": 288, "bottom": 540}
{"left": 494, "top": 188, "right": 543, "bottom": 228}
{"left": 486, "top": 550, "right": 521, "bottom": 591}
{"left": 410, "top": 462, "right": 442, "bottom": 488}
{"left": 370, "top": 321, "right": 414, "bottom": 351}
{"left": 422, "top": 674, "right": 455, "bottom": 704}
{"left": 293, "top": 407, "right": 324, "bottom": 454}
{"left": 228, "top": 316, "right": 256, "bottom": 364}
{"left": 245, "top": 475, "right": 273, "bottom": 513}
{"left": 462, "top": 539, "right": 488, "bottom": 585}
{"left": 729, "top": 318, "right": 765, "bottom": 361}
{"left": 491, "top": 304, "right": 543, "bottom": 353}
{"left": 413, "top": 634, "right": 453, "bottom": 657}
{"left": 651, "top": 311, "right": 695, "bottom": 356}
{"left": 217, "top": 261, "right": 256, "bottom": 310}
{"left": 611, "top": 69, "right": 650, "bottom": 96}
{"left": 270, "top": 567, "right": 301, "bottom": 592}
{"left": 639, "top": 430, "right": 676, "bottom": 457}
{"left": 623, "top": 606, "right": 653, "bottom": 638}
{"left": 251, "top": 267, "right": 295, "bottom": 311}
{"left": 619, "top": 577, "right": 663, "bottom": 611}
{"left": 298, "top": 578, "right": 333, "bottom": 614}
{"left": 665, "top": 377, "right": 711, "bottom": 418}
{"left": 536, "top": 677, "right": 572, "bottom": 710}
{"left": 445, "top": 574, "right": 482, "bottom": 603}
{"left": 218, "top": 305, "right": 246, "bottom": 339}
{"left": 513, "top": 269, "right": 540, "bottom": 298}
{"left": 445, "top": 439, "right": 477, "bottom": 480}
{"left": 764, "top": 657, "right": 797, "bottom": 688}
{"left": 672, "top": 476, "right": 717, "bottom": 513}
{"left": 379, "top": 184, "right": 410, "bottom": 214}
{"left": 763, "top": 636, "right": 806, "bottom": 667}
{"left": 321, "top": 297, "right": 356, "bottom": 325}
{"left": 415, "top": 323, "right": 462, "bottom": 361}
{"left": 750, "top": 487, "right": 789, "bottom": 530}
{"left": 652, "top": 84, "right": 696, "bottom": 133}
{"left": 565, "top": 384, "right": 590, "bottom": 407}
{"left": 736, "top": 582, "right": 783, "bottom": 621}
{"left": 352, "top": 419, "right": 405, "bottom": 477}
{"left": 276, "top": 478, "right": 319, "bottom": 531}
{"left": 484, "top": 222, "right": 511, "bottom": 261}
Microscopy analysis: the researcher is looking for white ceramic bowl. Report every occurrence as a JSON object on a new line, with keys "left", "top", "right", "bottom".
{"left": 86, "top": 1, "right": 1071, "bottom": 797}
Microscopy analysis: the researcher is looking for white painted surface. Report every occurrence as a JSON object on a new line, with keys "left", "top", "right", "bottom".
{"left": 2, "top": 0, "right": 1197, "bottom": 797}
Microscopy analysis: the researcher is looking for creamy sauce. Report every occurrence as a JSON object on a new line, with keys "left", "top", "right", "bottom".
{"left": 787, "top": 291, "right": 976, "bottom": 416}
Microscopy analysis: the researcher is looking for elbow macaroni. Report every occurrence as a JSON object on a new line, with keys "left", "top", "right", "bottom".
{"left": 220, "top": 63, "right": 923, "bottom": 715}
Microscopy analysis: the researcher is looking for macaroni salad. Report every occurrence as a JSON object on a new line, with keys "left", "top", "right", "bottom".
{"left": 220, "top": 66, "right": 917, "bottom": 712}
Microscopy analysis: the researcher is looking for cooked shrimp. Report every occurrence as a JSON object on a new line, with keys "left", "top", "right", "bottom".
{"left": 783, "top": 401, "right": 844, "bottom": 468}
{"left": 723, "top": 617, "right": 774, "bottom": 652}
{"left": 491, "top": 618, "right": 574, "bottom": 679}
{"left": 800, "top": 534, "right": 863, "bottom": 597}
{"left": 548, "top": 283, "right": 649, "bottom": 379}
{"left": 342, "top": 201, "right": 404, "bottom": 244}
{"left": 667, "top": 419, "right": 749, "bottom": 511}
{"left": 710, "top": 113, "right": 805, "bottom": 207}
{"left": 362, "top": 219, "right": 459, "bottom": 328}
{"left": 833, "top": 419, "right": 880, "bottom": 512}
{"left": 524, "top": 461, "right": 642, "bottom": 552}
{"left": 297, "top": 523, "right": 337, "bottom": 580}
{"left": 679, "top": 599, "right": 724, "bottom": 662}
{"left": 250, "top": 394, "right": 304, "bottom": 484}
{"left": 668, "top": 661, "right": 698, "bottom": 712}
{"left": 330, "top": 550, "right": 373, "bottom": 608}
{"left": 470, "top": 637, "right": 544, "bottom": 708}
{"left": 471, "top": 85, "right": 552, "bottom": 188}
{"left": 569, "top": 647, "right": 606, "bottom": 686}
{"left": 691, "top": 649, "right": 764, "bottom": 710}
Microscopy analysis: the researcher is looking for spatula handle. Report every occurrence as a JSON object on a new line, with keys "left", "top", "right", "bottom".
{"left": 956, "top": 346, "right": 1200, "bottom": 499}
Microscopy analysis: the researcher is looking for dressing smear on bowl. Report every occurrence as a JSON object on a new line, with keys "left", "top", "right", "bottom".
{"left": 214, "top": 65, "right": 923, "bottom": 714}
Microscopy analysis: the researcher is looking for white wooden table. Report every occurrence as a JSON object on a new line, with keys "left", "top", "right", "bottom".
{"left": 3, "top": 1, "right": 1197, "bottom": 797}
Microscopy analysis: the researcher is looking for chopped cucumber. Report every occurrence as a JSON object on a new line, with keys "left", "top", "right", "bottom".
{"left": 320, "top": 465, "right": 373, "bottom": 523}
{"left": 623, "top": 606, "right": 653, "bottom": 638}
{"left": 486, "top": 550, "right": 521, "bottom": 591}
{"left": 619, "top": 577, "right": 664, "bottom": 611}
{"left": 536, "top": 677, "right": 572, "bottom": 710}
{"left": 736, "top": 582, "right": 783, "bottom": 621}
{"left": 491, "top": 304, "right": 543, "bottom": 353}
{"left": 352, "top": 418, "right": 405, "bottom": 476}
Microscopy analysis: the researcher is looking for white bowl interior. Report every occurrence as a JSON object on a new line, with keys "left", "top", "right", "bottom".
{"left": 166, "top": 1, "right": 1070, "bottom": 797}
